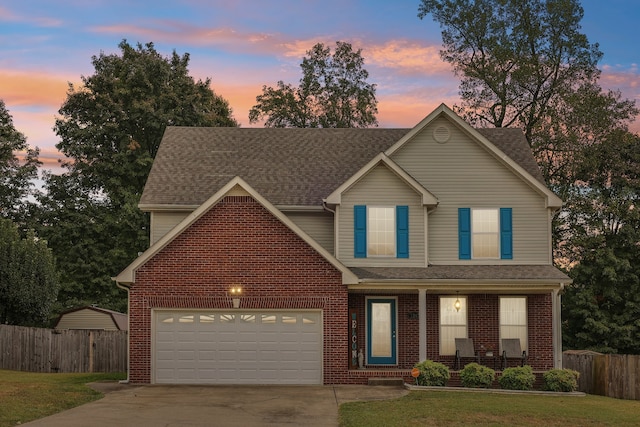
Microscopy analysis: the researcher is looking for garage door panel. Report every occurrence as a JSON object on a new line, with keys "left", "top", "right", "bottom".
{"left": 154, "top": 310, "right": 322, "bottom": 385}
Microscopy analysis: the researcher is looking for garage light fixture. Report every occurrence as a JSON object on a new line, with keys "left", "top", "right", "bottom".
{"left": 229, "top": 286, "right": 242, "bottom": 309}
{"left": 454, "top": 292, "right": 461, "bottom": 312}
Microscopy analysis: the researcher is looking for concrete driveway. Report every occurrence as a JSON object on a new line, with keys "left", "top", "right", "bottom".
{"left": 23, "top": 382, "right": 408, "bottom": 427}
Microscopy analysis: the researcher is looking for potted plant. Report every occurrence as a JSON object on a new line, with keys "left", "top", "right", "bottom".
{"left": 483, "top": 344, "right": 494, "bottom": 357}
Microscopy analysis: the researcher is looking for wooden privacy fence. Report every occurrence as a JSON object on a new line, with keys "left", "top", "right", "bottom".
{"left": 0, "top": 325, "right": 127, "bottom": 373}
{"left": 563, "top": 351, "right": 640, "bottom": 400}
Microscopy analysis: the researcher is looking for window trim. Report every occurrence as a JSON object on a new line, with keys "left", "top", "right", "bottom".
{"left": 458, "top": 207, "right": 512, "bottom": 260}
{"left": 367, "top": 206, "right": 396, "bottom": 258}
{"left": 439, "top": 295, "right": 468, "bottom": 356}
{"left": 499, "top": 296, "right": 528, "bottom": 354}
{"left": 354, "top": 205, "right": 409, "bottom": 259}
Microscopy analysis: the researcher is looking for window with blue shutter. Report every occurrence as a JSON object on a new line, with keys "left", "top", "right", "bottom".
{"left": 354, "top": 205, "right": 367, "bottom": 258}
{"left": 458, "top": 208, "right": 471, "bottom": 260}
{"left": 500, "top": 208, "right": 513, "bottom": 259}
{"left": 396, "top": 206, "right": 409, "bottom": 258}
{"left": 459, "top": 207, "right": 513, "bottom": 260}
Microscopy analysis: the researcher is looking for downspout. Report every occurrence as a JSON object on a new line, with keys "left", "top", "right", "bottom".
{"left": 322, "top": 200, "right": 338, "bottom": 258}
{"left": 113, "top": 278, "right": 131, "bottom": 384}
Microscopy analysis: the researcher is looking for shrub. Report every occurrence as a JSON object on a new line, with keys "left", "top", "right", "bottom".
{"left": 413, "top": 360, "right": 450, "bottom": 386}
{"left": 498, "top": 365, "right": 535, "bottom": 390}
{"left": 460, "top": 363, "right": 495, "bottom": 388}
{"left": 543, "top": 369, "right": 579, "bottom": 392}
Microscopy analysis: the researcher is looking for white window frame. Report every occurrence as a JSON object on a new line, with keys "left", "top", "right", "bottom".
{"left": 499, "top": 296, "right": 528, "bottom": 353}
{"left": 367, "top": 206, "right": 395, "bottom": 257}
{"left": 439, "top": 296, "right": 468, "bottom": 356}
{"left": 472, "top": 208, "right": 499, "bottom": 259}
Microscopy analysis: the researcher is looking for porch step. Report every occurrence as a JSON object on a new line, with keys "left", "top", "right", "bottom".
{"left": 368, "top": 377, "right": 404, "bottom": 386}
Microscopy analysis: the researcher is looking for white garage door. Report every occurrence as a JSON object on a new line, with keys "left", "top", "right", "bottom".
{"left": 154, "top": 310, "right": 323, "bottom": 384}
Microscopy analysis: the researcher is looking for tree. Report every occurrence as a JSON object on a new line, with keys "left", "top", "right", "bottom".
{"left": 418, "top": 0, "right": 602, "bottom": 143}
{"left": 0, "top": 218, "right": 59, "bottom": 326}
{"left": 35, "top": 40, "right": 238, "bottom": 312}
{"left": 0, "top": 100, "right": 40, "bottom": 222}
{"left": 419, "top": 0, "right": 640, "bottom": 353}
{"left": 249, "top": 41, "right": 378, "bottom": 128}
{"left": 561, "top": 131, "right": 640, "bottom": 353}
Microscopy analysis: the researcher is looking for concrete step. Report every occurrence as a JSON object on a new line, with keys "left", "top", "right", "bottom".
{"left": 368, "top": 377, "right": 404, "bottom": 386}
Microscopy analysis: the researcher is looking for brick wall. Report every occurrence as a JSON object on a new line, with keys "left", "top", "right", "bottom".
{"left": 128, "top": 196, "right": 348, "bottom": 384}
{"left": 351, "top": 292, "right": 554, "bottom": 375}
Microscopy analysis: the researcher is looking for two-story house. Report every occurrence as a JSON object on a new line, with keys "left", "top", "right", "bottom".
{"left": 115, "top": 104, "right": 570, "bottom": 385}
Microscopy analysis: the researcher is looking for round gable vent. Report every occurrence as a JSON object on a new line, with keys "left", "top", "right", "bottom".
{"left": 433, "top": 125, "right": 451, "bottom": 143}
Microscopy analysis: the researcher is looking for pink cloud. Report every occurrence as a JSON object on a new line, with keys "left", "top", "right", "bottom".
{"left": 0, "top": 5, "right": 62, "bottom": 27}
{"left": 0, "top": 69, "right": 77, "bottom": 108}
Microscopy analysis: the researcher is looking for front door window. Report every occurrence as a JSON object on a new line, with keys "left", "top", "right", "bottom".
{"left": 367, "top": 298, "right": 397, "bottom": 365}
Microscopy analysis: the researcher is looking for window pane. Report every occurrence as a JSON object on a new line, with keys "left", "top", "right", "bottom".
{"left": 473, "top": 234, "right": 499, "bottom": 258}
{"left": 473, "top": 209, "right": 498, "bottom": 232}
{"left": 472, "top": 209, "right": 499, "bottom": 258}
{"left": 371, "top": 302, "right": 392, "bottom": 357}
{"left": 261, "top": 314, "right": 276, "bottom": 324}
{"left": 368, "top": 207, "right": 395, "bottom": 256}
{"left": 500, "top": 297, "right": 527, "bottom": 352}
{"left": 440, "top": 297, "right": 467, "bottom": 355}
{"left": 199, "top": 314, "right": 215, "bottom": 323}
{"left": 440, "top": 326, "right": 467, "bottom": 355}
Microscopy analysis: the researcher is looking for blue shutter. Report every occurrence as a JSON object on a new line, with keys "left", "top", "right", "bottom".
{"left": 396, "top": 206, "right": 409, "bottom": 258}
{"left": 354, "top": 205, "right": 367, "bottom": 258}
{"left": 500, "top": 208, "right": 513, "bottom": 259}
{"left": 458, "top": 208, "right": 471, "bottom": 260}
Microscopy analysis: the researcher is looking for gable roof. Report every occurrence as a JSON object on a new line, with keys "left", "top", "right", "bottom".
{"left": 118, "top": 176, "right": 359, "bottom": 285}
{"left": 325, "top": 153, "right": 439, "bottom": 206}
{"left": 140, "top": 105, "right": 554, "bottom": 209}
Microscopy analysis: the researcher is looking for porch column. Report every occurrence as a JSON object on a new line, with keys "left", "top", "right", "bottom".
{"left": 419, "top": 289, "right": 427, "bottom": 361}
{"left": 552, "top": 288, "right": 562, "bottom": 369}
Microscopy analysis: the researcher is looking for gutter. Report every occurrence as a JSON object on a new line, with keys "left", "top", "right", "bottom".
{"left": 112, "top": 278, "right": 131, "bottom": 384}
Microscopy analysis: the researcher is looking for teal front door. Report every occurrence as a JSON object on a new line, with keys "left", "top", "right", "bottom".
{"left": 366, "top": 298, "right": 397, "bottom": 365}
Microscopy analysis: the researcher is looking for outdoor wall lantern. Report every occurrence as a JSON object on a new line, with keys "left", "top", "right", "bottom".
{"left": 229, "top": 286, "right": 242, "bottom": 309}
{"left": 454, "top": 292, "right": 461, "bottom": 312}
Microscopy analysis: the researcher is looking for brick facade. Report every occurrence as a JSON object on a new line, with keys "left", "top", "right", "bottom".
{"left": 127, "top": 195, "right": 555, "bottom": 385}
{"left": 349, "top": 292, "right": 554, "bottom": 375}
{"left": 129, "top": 196, "right": 348, "bottom": 384}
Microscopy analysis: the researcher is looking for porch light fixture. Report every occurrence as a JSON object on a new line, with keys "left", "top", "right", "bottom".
{"left": 454, "top": 292, "right": 461, "bottom": 312}
{"left": 229, "top": 286, "right": 242, "bottom": 309}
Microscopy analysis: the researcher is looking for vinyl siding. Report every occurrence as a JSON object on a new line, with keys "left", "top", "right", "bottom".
{"left": 339, "top": 163, "right": 425, "bottom": 267}
{"left": 390, "top": 116, "right": 550, "bottom": 264}
{"left": 151, "top": 212, "right": 190, "bottom": 245}
{"left": 56, "top": 309, "right": 119, "bottom": 330}
{"left": 285, "top": 211, "right": 335, "bottom": 254}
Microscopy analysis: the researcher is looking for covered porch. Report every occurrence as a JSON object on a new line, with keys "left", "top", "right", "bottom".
{"left": 344, "top": 265, "right": 570, "bottom": 384}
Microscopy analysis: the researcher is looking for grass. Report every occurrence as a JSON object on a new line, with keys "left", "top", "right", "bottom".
{"left": 339, "top": 390, "right": 640, "bottom": 427}
{"left": 0, "top": 369, "right": 126, "bottom": 427}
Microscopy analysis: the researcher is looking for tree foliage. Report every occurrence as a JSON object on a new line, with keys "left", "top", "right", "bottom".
{"left": 0, "top": 100, "right": 40, "bottom": 222}
{"left": 34, "top": 40, "right": 238, "bottom": 312}
{"left": 418, "top": 0, "right": 602, "bottom": 142}
{"left": 419, "top": 0, "right": 640, "bottom": 353}
{"left": 249, "top": 41, "right": 378, "bottom": 128}
{"left": 561, "top": 131, "right": 640, "bottom": 353}
{"left": 0, "top": 218, "right": 59, "bottom": 326}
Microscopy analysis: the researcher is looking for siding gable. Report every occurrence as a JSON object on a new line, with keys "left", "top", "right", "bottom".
{"left": 339, "top": 163, "right": 425, "bottom": 267}
{"left": 390, "top": 116, "right": 552, "bottom": 264}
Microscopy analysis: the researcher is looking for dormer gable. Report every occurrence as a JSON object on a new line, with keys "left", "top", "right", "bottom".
{"left": 324, "top": 153, "right": 438, "bottom": 208}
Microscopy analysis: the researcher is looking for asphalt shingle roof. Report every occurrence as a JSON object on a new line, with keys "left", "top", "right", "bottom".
{"left": 350, "top": 265, "right": 570, "bottom": 282}
{"left": 140, "top": 126, "right": 545, "bottom": 207}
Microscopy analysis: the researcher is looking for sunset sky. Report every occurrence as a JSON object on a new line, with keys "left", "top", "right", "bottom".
{"left": 1, "top": 0, "right": 638, "bottom": 170}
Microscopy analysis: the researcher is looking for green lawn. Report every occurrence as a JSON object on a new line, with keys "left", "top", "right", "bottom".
{"left": 0, "top": 369, "right": 126, "bottom": 427}
{"left": 339, "top": 390, "right": 640, "bottom": 427}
